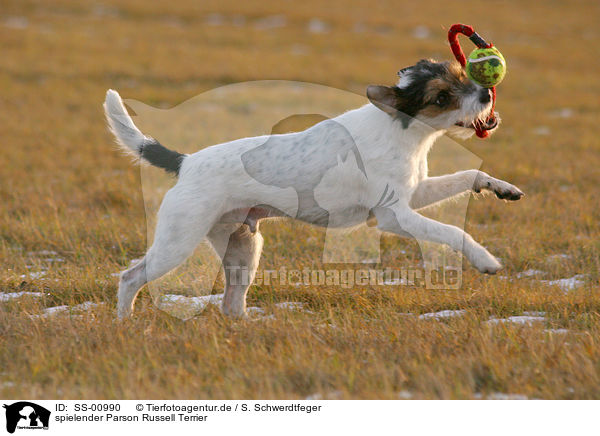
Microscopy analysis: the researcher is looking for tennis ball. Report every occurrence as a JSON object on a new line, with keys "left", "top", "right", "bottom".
{"left": 466, "top": 47, "right": 506, "bottom": 88}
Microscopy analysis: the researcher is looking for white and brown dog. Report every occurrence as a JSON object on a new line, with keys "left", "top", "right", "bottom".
{"left": 104, "top": 59, "right": 523, "bottom": 319}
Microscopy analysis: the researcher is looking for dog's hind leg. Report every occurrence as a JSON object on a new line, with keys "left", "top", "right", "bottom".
{"left": 117, "top": 188, "right": 222, "bottom": 318}
{"left": 207, "top": 223, "right": 263, "bottom": 318}
{"left": 117, "top": 257, "right": 148, "bottom": 319}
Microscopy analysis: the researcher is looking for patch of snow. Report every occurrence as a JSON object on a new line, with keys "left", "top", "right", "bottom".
{"left": 254, "top": 15, "right": 286, "bottom": 30}
{"left": 540, "top": 275, "right": 585, "bottom": 292}
{"left": 486, "top": 393, "right": 528, "bottom": 400}
{"left": 397, "top": 391, "right": 413, "bottom": 399}
{"left": 418, "top": 309, "right": 466, "bottom": 320}
{"left": 19, "top": 271, "right": 47, "bottom": 280}
{"left": 307, "top": 18, "right": 330, "bottom": 34}
{"left": 28, "top": 250, "right": 58, "bottom": 256}
{"left": 305, "top": 390, "right": 342, "bottom": 400}
{"left": 73, "top": 302, "right": 102, "bottom": 312}
{"left": 545, "top": 328, "right": 569, "bottom": 334}
{"left": 3, "top": 16, "right": 28, "bottom": 29}
{"left": 412, "top": 25, "right": 430, "bottom": 39}
{"left": 40, "top": 305, "right": 69, "bottom": 316}
{"left": 549, "top": 108, "right": 574, "bottom": 119}
{"left": 523, "top": 311, "right": 546, "bottom": 317}
{"left": 158, "top": 293, "right": 224, "bottom": 312}
{"left": 486, "top": 316, "right": 545, "bottom": 326}
{"left": 546, "top": 253, "right": 571, "bottom": 262}
{"left": 31, "top": 302, "right": 104, "bottom": 319}
{"left": 275, "top": 302, "right": 305, "bottom": 311}
{"left": 532, "top": 126, "right": 551, "bottom": 136}
{"left": 246, "top": 306, "right": 265, "bottom": 316}
{"left": 0, "top": 292, "right": 46, "bottom": 302}
{"left": 515, "top": 269, "right": 546, "bottom": 278}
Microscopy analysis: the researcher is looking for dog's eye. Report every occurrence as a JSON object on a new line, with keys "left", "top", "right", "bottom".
{"left": 435, "top": 92, "right": 449, "bottom": 107}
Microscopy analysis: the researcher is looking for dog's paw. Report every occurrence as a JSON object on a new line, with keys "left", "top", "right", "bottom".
{"left": 475, "top": 176, "right": 524, "bottom": 201}
{"left": 221, "top": 302, "right": 248, "bottom": 319}
{"left": 492, "top": 181, "right": 524, "bottom": 201}
{"left": 475, "top": 256, "right": 503, "bottom": 275}
{"left": 465, "top": 241, "right": 503, "bottom": 274}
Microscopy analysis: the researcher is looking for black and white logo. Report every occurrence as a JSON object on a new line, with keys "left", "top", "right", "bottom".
{"left": 3, "top": 402, "right": 50, "bottom": 434}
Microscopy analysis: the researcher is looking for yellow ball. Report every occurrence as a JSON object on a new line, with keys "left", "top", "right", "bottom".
{"left": 466, "top": 47, "right": 506, "bottom": 88}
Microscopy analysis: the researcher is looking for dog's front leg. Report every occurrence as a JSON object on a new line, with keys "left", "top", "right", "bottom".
{"left": 472, "top": 171, "right": 524, "bottom": 200}
{"left": 409, "top": 170, "right": 523, "bottom": 210}
{"left": 373, "top": 203, "right": 502, "bottom": 274}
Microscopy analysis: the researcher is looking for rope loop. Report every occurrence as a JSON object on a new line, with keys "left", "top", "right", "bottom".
{"left": 448, "top": 24, "right": 497, "bottom": 138}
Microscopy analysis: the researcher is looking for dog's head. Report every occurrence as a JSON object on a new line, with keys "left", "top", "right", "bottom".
{"left": 367, "top": 59, "right": 499, "bottom": 139}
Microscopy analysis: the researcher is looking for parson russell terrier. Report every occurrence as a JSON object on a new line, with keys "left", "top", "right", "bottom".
{"left": 104, "top": 59, "right": 524, "bottom": 319}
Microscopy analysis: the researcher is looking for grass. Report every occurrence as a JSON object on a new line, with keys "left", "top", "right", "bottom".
{"left": 0, "top": 0, "right": 599, "bottom": 399}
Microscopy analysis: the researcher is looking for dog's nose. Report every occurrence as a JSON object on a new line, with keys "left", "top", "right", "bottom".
{"left": 479, "top": 88, "right": 491, "bottom": 104}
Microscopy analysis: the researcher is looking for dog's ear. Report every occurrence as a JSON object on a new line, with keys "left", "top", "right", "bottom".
{"left": 367, "top": 85, "right": 416, "bottom": 128}
{"left": 366, "top": 85, "right": 402, "bottom": 116}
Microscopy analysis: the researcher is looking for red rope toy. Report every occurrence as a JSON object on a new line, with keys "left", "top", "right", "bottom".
{"left": 448, "top": 24, "right": 498, "bottom": 139}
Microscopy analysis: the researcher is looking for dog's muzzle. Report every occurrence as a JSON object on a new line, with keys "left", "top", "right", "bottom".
{"left": 455, "top": 112, "right": 498, "bottom": 131}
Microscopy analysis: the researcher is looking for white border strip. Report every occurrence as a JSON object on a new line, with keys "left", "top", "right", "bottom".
{"left": 0, "top": 400, "right": 595, "bottom": 436}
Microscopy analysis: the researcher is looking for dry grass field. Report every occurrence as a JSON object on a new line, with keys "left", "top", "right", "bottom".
{"left": 1, "top": 0, "right": 599, "bottom": 399}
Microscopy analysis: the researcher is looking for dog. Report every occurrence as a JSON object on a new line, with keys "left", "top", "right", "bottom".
{"left": 104, "top": 58, "right": 524, "bottom": 319}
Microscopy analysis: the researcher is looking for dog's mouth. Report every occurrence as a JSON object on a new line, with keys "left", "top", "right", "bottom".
{"left": 455, "top": 113, "right": 498, "bottom": 131}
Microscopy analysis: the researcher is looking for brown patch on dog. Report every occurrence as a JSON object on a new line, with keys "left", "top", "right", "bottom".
{"left": 423, "top": 78, "right": 451, "bottom": 102}
{"left": 419, "top": 80, "right": 459, "bottom": 117}
{"left": 418, "top": 61, "right": 470, "bottom": 118}
{"left": 447, "top": 60, "right": 468, "bottom": 82}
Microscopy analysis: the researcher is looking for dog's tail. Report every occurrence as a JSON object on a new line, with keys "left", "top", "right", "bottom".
{"left": 103, "top": 89, "right": 185, "bottom": 176}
